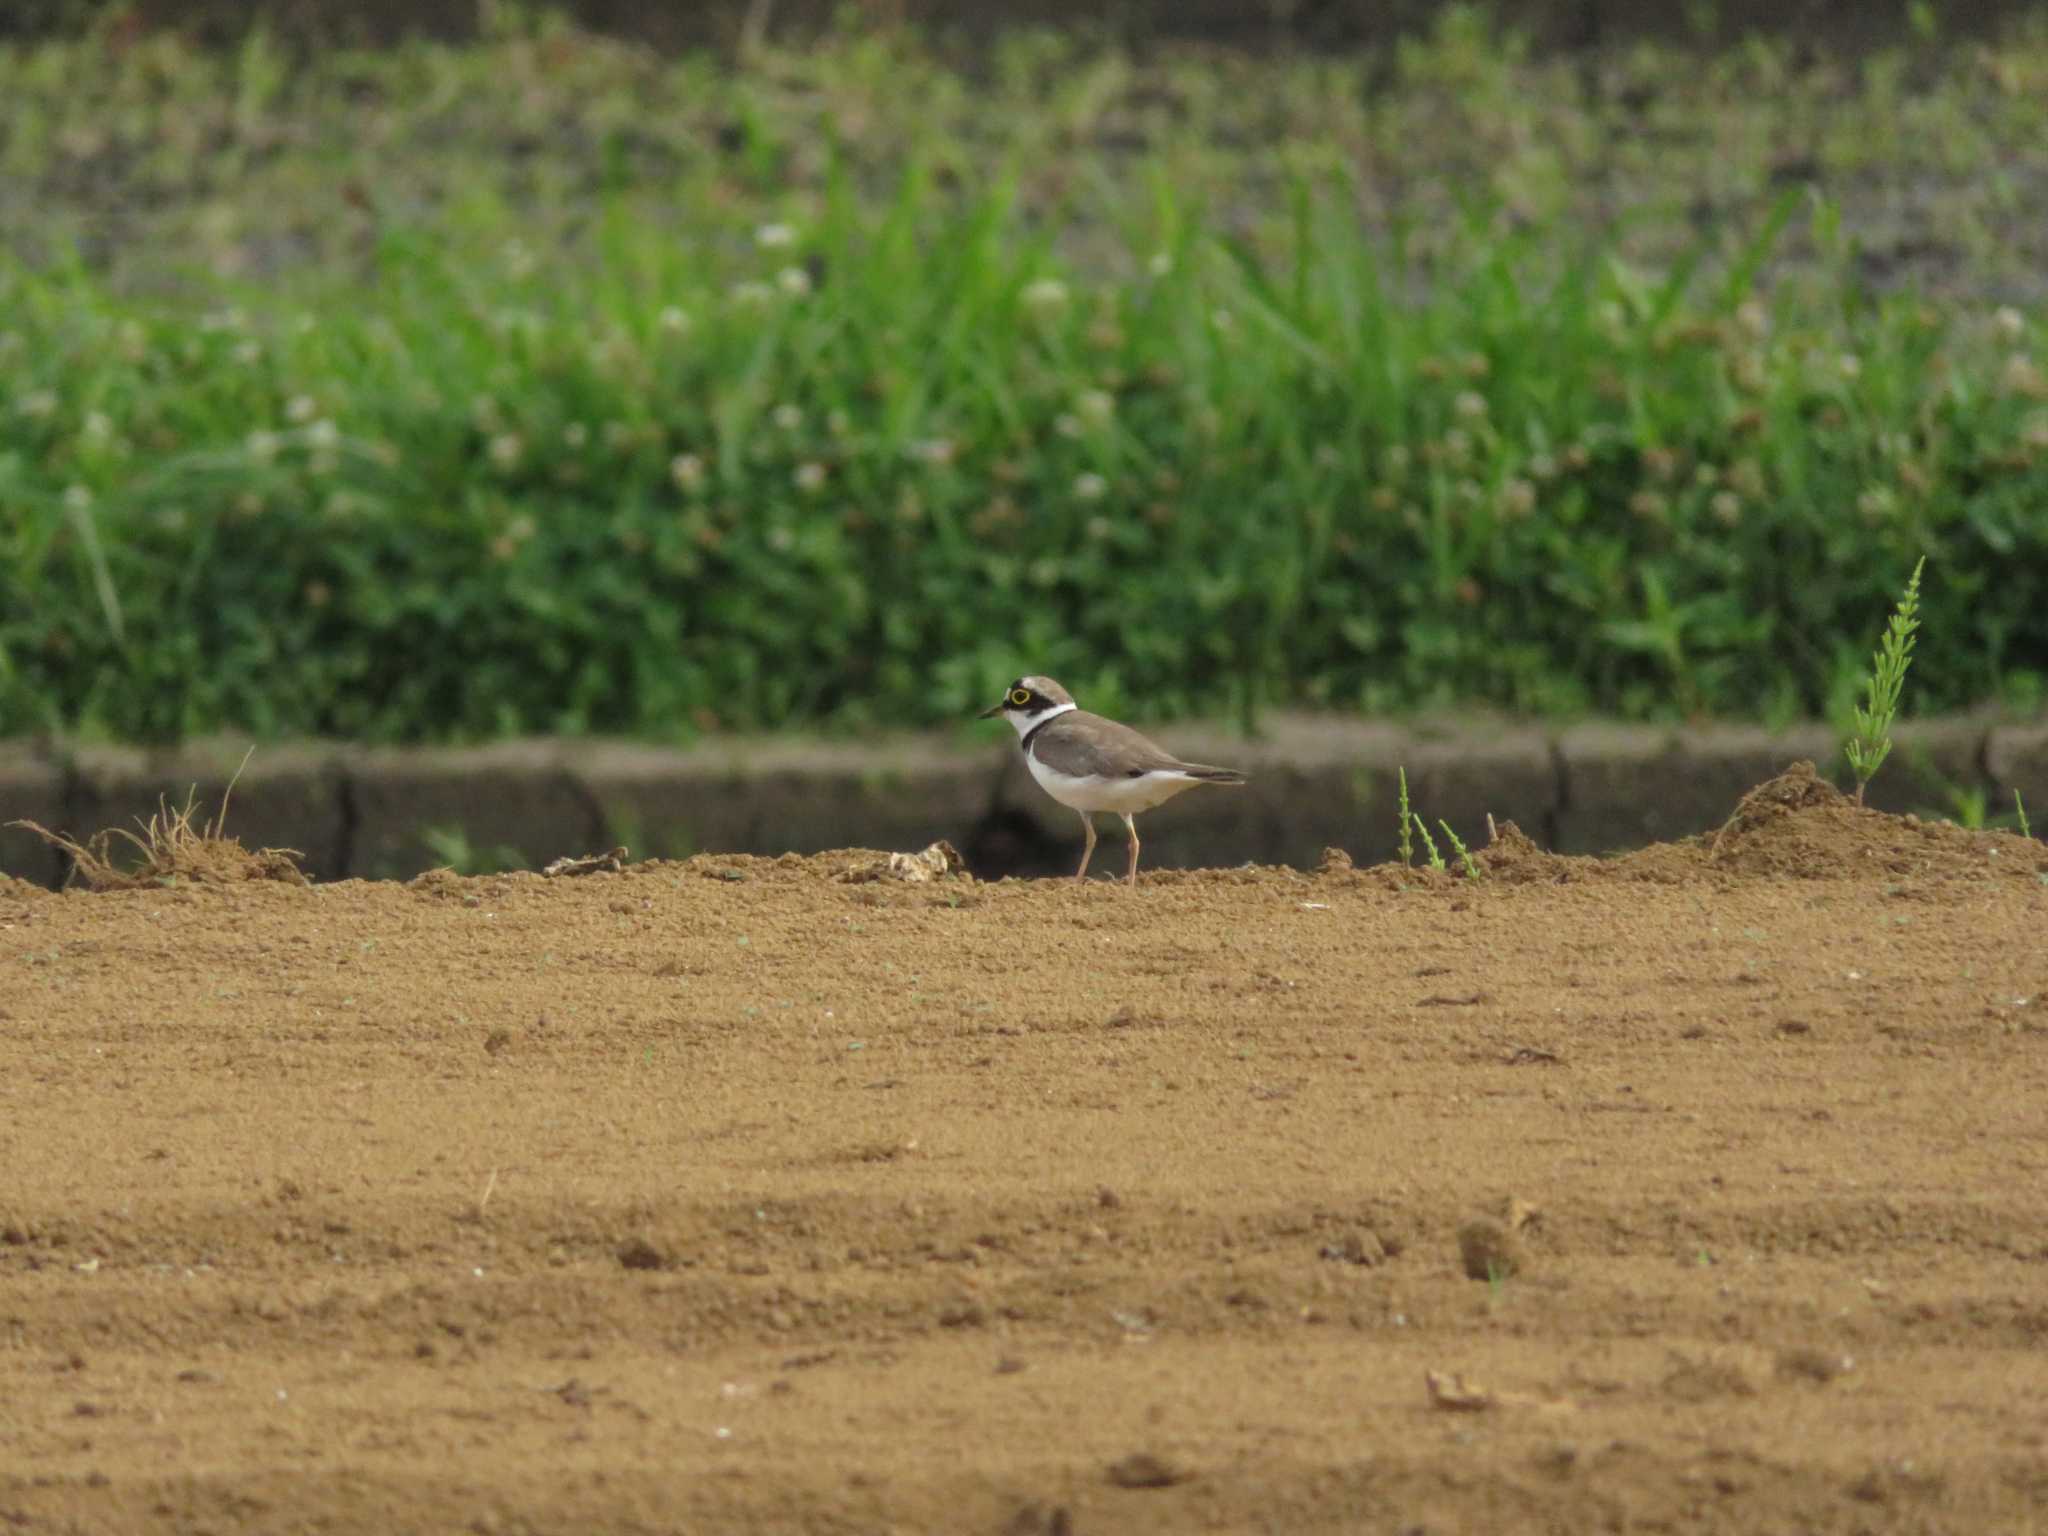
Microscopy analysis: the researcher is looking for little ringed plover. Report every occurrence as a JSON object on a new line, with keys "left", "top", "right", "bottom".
{"left": 980, "top": 675, "right": 1248, "bottom": 885}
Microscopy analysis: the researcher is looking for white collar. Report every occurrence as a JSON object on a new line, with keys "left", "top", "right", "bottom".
{"left": 1005, "top": 700, "right": 1076, "bottom": 739}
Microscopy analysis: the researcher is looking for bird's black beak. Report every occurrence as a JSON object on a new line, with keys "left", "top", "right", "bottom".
{"left": 976, "top": 702, "right": 1005, "bottom": 719}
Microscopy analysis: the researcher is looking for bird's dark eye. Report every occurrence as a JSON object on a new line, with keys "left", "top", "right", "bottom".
{"left": 1009, "top": 687, "right": 1032, "bottom": 707}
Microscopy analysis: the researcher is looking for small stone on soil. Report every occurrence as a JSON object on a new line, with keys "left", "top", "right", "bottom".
{"left": 1106, "top": 1451, "right": 1190, "bottom": 1488}
{"left": 1457, "top": 1218, "right": 1527, "bottom": 1280}
{"left": 616, "top": 1237, "right": 667, "bottom": 1271}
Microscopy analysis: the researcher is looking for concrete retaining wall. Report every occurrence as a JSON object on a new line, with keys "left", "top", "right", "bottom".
{"left": 2, "top": 712, "right": 2039, "bottom": 887}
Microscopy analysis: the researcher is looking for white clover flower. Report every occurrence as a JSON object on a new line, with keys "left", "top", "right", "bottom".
{"left": 1148, "top": 252, "right": 1173, "bottom": 278}
{"left": 1022, "top": 278, "right": 1069, "bottom": 312}
{"left": 671, "top": 453, "right": 706, "bottom": 490}
{"left": 1054, "top": 413, "right": 1083, "bottom": 439}
{"left": 562, "top": 422, "right": 589, "bottom": 449}
{"left": 1736, "top": 299, "right": 1769, "bottom": 337}
{"left": 1499, "top": 478, "right": 1536, "bottom": 518}
{"left": 1994, "top": 305, "right": 2025, "bottom": 341}
{"left": 63, "top": 484, "right": 92, "bottom": 511}
{"left": 731, "top": 280, "right": 773, "bottom": 307}
{"left": 755, "top": 223, "right": 796, "bottom": 249}
{"left": 793, "top": 462, "right": 826, "bottom": 492}
{"left": 1838, "top": 353, "right": 1862, "bottom": 380}
{"left": 306, "top": 419, "right": 341, "bottom": 451}
{"left": 81, "top": 411, "right": 113, "bottom": 441}
{"left": 286, "top": 394, "right": 318, "bottom": 424}
{"left": 245, "top": 430, "right": 281, "bottom": 462}
{"left": 776, "top": 265, "right": 812, "bottom": 297}
{"left": 1454, "top": 390, "right": 1488, "bottom": 420}
{"left": 658, "top": 306, "right": 691, "bottom": 334}
{"left": 233, "top": 340, "right": 261, "bottom": 366}
{"left": 488, "top": 432, "right": 523, "bottom": 469}
{"left": 1072, "top": 472, "right": 1107, "bottom": 501}
{"left": 1711, "top": 491, "right": 1742, "bottom": 525}
{"left": 772, "top": 403, "right": 803, "bottom": 432}
{"left": 1077, "top": 389, "right": 1115, "bottom": 425}
{"left": 2001, "top": 354, "right": 2045, "bottom": 397}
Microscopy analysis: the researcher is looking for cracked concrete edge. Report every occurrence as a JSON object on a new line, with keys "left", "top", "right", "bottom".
{"left": 1, "top": 711, "right": 2040, "bottom": 887}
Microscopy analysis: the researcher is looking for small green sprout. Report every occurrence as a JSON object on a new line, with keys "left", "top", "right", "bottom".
{"left": 1415, "top": 816, "right": 1445, "bottom": 873}
{"left": 1441, "top": 821, "right": 1482, "bottom": 881}
{"left": 1397, "top": 766, "right": 1416, "bottom": 866}
{"left": 1845, "top": 556, "right": 1925, "bottom": 805}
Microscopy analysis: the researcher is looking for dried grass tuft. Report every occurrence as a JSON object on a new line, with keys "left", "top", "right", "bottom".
{"left": 7, "top": 749, "right": 308, "bottom": 890}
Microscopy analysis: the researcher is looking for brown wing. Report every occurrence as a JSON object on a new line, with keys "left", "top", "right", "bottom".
{"left": 1038, "top": 712, "right": 1245, "bottom": 782}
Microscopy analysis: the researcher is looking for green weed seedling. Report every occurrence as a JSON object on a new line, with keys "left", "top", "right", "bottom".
{"left": 1845, "top": 557, "right": 1926, "bottom": 805}
{"left": 1394, "top": 766, "right": 1480, "bottom": 878}
{"left": 1441, "top": 821, "right": 1483, "bottom": 881}
{"left": 2018, "top": 790, "right": 2033, "bottom": 841}
{"left": 1397, "top": 767, "right": 1416, "bottom": 865}
{"left": 1414, "top": 815, "right": 1445, "bottom": 873}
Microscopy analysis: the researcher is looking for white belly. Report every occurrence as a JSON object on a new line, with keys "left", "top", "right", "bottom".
{"left": 1026, "top": 752, "right": 1204, "bottom": 815}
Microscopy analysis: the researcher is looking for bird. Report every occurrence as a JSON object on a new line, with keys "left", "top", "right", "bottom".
{"left": 979, "top": 675, "right": 1248, "bottom": 886}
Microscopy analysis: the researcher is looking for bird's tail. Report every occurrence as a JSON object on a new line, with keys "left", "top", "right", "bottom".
{"left": 1181, "top": 764, "right": 1248, "bottom": 785}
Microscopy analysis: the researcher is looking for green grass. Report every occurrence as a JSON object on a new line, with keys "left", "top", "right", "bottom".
{"left": 1845, "top": 556, "right": 1926, "bottom": 805}
{"left": 3, "top": 8, "right": 2048, "bottom": 744}
{"left": 1396, "top": 767, "right": 1416, "bottom": 866}
{"left": 1441, "top": 821, "right": 1482, "bottom": 881}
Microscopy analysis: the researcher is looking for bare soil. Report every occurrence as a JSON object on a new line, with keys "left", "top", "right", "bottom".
{"left": 3, "top": 768, "right": 2047, "bottom": 1535}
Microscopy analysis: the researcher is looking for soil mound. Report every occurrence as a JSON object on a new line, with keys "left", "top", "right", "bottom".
{"left": 1451, "top": 762, "right": 2045, "bottom": 889}
{"left": 1653, "top": 760, "right": 2039, "bottom": 884}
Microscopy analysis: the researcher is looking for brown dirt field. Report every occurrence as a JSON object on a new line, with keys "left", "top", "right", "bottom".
{"left": 3, "top": 767, "right": 2047, "bottom": 1535}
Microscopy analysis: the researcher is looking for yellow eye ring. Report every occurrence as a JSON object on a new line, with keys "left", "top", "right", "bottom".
{"left": 1009, "top": 688, "right": 1032, "bottom": 707}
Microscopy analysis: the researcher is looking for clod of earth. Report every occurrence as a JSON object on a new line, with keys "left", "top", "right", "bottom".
{"left": 1457, "top": 1218, "right": 1529, "bottom": 1282}
{"left": 1106, "top": 1452, "right": 1192, "bottom": 1489}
